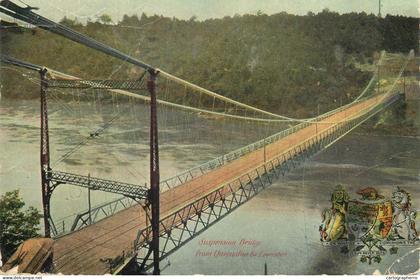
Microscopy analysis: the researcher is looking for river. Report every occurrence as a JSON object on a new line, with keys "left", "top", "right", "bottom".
{"left": 0, "top": 98, "right": 419, "bottom": 275}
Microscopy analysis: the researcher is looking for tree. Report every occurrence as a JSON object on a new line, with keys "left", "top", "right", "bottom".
{"left": 189, "top": 15, "right": 197, "bottom": 22}
{"left": 2, "top": 11, "right": 417, "bottom": 116}
{"left": 0, "top": 190, "right": 41, "bottom": 264}
{"left": 98, "top": 14, "right": 112, "bottom": 25}
{"left": 59, "top": 16, "right": 82, "bottom": 27}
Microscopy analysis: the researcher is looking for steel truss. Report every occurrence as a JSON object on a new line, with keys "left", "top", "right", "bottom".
{"left": 48, "top": 170, "right": 148, "bottom": 199}
{"left": 132, "top": 94, "right": 400, "bottom": 272}
{"left": 44, "top": 170, "right": 148, "bottom": 237}
{"left": 45, "top": 169, "right": 148, "bottom": 236}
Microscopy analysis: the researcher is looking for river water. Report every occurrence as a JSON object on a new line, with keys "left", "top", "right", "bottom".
{"left": 0, "top": 98, "right": 419, "bottom": 275}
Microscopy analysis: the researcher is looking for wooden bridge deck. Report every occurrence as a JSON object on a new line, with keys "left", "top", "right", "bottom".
{"left": 52, "top": 95, "right": 380, "bottom": 274}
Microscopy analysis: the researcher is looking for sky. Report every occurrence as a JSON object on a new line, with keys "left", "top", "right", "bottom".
{"left": 6, "top": 0, "right": 420, "bottom": 23}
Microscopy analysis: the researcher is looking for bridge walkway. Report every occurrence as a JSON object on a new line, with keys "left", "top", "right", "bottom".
{"left": 52, "top": 95, "right": 380, "bottom": 274}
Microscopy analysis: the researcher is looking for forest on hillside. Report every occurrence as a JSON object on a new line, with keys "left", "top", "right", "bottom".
{"left": 0, "top": 10, "right": 417, "bottom": 117}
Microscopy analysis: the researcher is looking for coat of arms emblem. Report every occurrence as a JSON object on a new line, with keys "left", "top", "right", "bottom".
{"left": 320, "top": 185, "right": 418, "bottom": 264}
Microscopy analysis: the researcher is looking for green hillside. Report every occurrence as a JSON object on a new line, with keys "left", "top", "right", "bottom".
{"left": 0, "top": 10, "right": 417, "bottom": 118}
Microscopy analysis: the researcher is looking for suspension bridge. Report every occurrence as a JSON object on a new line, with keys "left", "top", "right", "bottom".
{"left": 0, "top": 0, "right": 415, "bottom": 275}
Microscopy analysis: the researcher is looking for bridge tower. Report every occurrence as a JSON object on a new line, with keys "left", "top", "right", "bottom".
{"left": 148, "top": 69, "right": 160, "bottom": 275}
{"left": 40, "top": 68, "right": 52, "bottom": 238}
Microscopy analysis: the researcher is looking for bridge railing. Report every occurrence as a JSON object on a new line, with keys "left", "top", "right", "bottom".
{"left": 51, "top": 196, "right": 136, "bottom": 236}
{"left": 133, "top": 93, "right": 403, "bottom": 271}
{"left": 51, "top": 62, "right": 406, "bottom": 237}
{"left": 51, "top": 92, "right": 390, "bottom": 237}
{"left": 158, "top": 94, "right": 374, "bottom": 191}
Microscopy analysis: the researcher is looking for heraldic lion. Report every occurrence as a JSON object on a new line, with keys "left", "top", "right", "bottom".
{"left": 319, "top": 184, "right": 349, "bottom": 241}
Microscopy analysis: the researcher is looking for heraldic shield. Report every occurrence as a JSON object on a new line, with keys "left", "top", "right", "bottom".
{"left": 348, "top": 188, "right": 393, "bottom": 240}
{"left": 320, "top": 185, "right": 418, "bottom": 265}
{"left": 320, "top": 185, "right": 418, "bottom": 244}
